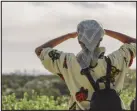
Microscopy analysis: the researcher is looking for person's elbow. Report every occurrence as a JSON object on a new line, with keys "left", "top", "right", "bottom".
{"left": 35, "top": 47, "right": 42, "bottom": 56}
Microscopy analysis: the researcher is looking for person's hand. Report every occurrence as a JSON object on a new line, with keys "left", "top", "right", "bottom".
{"left": 68, "top": 32, "right": 78, "bottom": 38}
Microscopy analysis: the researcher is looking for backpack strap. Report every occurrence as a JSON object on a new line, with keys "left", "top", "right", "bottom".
{"left": 105, "top": 56, "right": 112, "bottom": 89}
{"left": 69, "top": 102, "right": 76, "bottom": 110}
{"left": 81, "top": 68, "right": 99, "bottom": 91}
{"left": 81, "top": 56, "right": 112, "bottom": 91}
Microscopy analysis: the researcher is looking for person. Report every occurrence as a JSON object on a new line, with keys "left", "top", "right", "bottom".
{"left": 35, "top": 20, "right": 136, "bottom": 110}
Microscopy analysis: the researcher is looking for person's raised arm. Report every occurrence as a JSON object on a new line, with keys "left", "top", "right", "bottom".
{"left": 35, "top": 32, "right": 77, "bottom": 56}
{"left": 104, "top": 29, "right": 136, "bottom": 44}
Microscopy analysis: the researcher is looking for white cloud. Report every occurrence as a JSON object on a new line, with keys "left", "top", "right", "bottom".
{"left": 2, "top": 2, "right": 136, "bottom": 74}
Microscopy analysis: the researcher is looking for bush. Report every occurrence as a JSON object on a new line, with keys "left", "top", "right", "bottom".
{"left": 120, "top": 88, "right": 136, "bottom": 110}
{"left": 2, "top": 89, "right": 135, "bottom": 110}
{"left": 2, "top": 91, "right": 69, "bottom": 110}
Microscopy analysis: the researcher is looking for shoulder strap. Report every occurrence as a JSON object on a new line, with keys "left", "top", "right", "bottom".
{"left": 105, "top": 56, "right": 112, "bottom": 89}
{"left": 69, "top": 102, "right": 76, "bottom": 110}
{"left": 81, "top": 68, "right": 99, "bottom": 91}
{"left": 81, "top": 56, "right": 112, "bottom": 91}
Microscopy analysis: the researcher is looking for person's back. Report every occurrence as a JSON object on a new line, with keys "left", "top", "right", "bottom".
{"left": 35, "top": 20, "right": 136, "bottom": 110}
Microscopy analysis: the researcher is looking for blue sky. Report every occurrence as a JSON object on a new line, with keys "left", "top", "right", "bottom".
{"left": 2, "top": 2, "right": 136, "bottom": 74}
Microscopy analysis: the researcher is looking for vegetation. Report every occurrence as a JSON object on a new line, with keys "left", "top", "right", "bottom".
{"left": 2, "top": 92, "right": 69, "bottom": 110}
{"left": 2, "top": 69, "right": 136, "bottom": 110}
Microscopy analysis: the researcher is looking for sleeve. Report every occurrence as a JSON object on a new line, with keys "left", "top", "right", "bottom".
{"left": 107, "top": 43, "right": 136, "bottom": 69}
{"left": 105, "top": 43, "right": 136, "bottom": 90}
{"left": 38, "top": 47, "right": 75, "bottom": 76}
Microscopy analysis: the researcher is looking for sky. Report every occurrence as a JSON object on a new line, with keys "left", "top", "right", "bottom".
{"left": 2, "top": 2, "right": 136, "bottom": 75}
